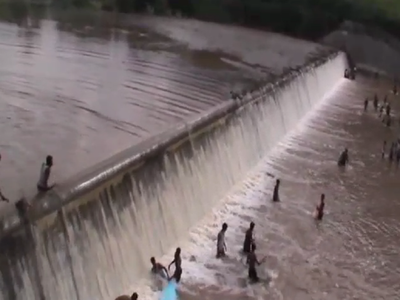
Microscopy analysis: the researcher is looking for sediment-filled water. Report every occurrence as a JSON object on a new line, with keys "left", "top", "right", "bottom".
{"left": 0, "top": 51, "right": 347, "bottom": 300}
{"left": 0, "top": 11, "right": 323, "bottom": 202}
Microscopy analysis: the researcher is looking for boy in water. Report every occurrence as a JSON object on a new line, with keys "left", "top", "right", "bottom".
{"left": 150, "top": 257, "right": 169, "bottom": 279}
{"left": 246, "top": 243, "right": 263, "bottom": 283}
{"left": 243, "top": 222, "right": 255, "bottom": 254}
{"left": 216, "top": 223, "right": 228, "bottom": 258}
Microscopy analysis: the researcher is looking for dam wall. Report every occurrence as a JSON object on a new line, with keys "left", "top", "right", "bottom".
{"left": 0, "top": 51, "right": 348, "bottom": 300}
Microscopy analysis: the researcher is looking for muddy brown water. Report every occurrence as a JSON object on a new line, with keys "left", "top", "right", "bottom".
{"left": 172, "top": 76, "right": 400, "bottom": 300}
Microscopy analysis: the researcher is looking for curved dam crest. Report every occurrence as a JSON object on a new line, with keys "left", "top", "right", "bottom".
{"left": 0, "top": 51, "right": 348, "bottom": 300}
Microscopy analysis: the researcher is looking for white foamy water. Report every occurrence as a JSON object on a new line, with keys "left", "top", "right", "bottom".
{"left": 0, "top": 53, "right": 347, "bottom": 300}
{"left": 130, "top": 77, "right": 348, "bottom": 300}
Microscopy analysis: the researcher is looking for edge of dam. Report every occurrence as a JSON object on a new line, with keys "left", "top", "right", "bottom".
{"left": 0, "top": 48, "right": 345, "bottom": 240}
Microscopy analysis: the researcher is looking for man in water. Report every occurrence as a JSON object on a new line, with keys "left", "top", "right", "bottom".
{"left": 246, "top": 243, "right": 263, "bottom": 283}
{"left": 315, "top": 194, "right": 325, "bottom": 221}
{"left": 150, "top": 257, "right": 169, "bottom": 279}
{"left": 168, "top": 248, "right": 182, "bottom": 283}
{"left": 243, "top": 222, "right": 255, "bottom": 254}
{"left": 337, "top": 148, "right": 349, "bottom": 167}
{"left": 364, "top": 98, "right": 368, "bottom": 111}
{"left": 272, "top": 179, "right": 280, "bottom": 202}
{"left": 37, "top": 155, "right": 55, "bottom": 192}
{"left": 216, "top": 223, "right": 228, "bottom": 258}
{"left": 115, "top": 292, "right": 138, "bottom": 300}
{"left": 373, "top": 94, "right": 378, "bottom": 111}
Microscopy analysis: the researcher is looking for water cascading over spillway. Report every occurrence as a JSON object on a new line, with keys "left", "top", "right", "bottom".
{"left": 0, "top": 52, "right": 347, "bottom": 300}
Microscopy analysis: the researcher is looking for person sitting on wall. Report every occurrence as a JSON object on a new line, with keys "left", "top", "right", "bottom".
{"left": 37, "top": 155, "right": 56, "bottom": 192}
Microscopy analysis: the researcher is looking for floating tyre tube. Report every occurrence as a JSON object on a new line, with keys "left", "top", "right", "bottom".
{"left": 160, "top": 280, "right": 178, "bottom": 300}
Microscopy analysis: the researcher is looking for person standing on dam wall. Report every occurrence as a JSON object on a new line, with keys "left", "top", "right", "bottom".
{"left": 37, "top": 155, "right": 55, "bottom": 192}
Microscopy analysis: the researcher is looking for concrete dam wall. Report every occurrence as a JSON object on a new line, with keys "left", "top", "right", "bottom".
{"left": 0, "top": 51, "right": 348, "bottom": 300}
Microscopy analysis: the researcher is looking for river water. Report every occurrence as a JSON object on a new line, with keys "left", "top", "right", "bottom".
{"left": 0, "top": 10, "right": 322, "bottom": 204}
{"left": 157, "top": 75, "right": 400, "bottom": 300}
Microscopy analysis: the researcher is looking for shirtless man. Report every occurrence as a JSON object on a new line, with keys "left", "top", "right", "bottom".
{"left": 216, "top": 223, "right": 228, "bottom": 258}
{"left": 168, "top": 248, "right": 182, "bottom": 283}
{"left": 246, "top": 243, "right": 263, "bottom": 283}
{"left": 150, "top": 257, "right": 169, "bottom": 279}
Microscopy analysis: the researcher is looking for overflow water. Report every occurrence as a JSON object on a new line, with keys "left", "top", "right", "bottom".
{"left": 0, "top": 52, "right": 347, "bottom": 300}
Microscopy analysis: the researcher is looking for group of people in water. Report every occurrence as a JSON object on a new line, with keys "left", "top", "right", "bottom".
{"left": 364, "top": 91, "right": 400, "bottom": 165}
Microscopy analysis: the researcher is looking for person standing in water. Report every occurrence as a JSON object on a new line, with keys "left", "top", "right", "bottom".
{"left": 272, "top": 179, "right": 280, "bottom": 202}
{"left": 246, "top": 243, "right": 263, "bottom": 283}
{"left": 243, "top": 222, "right": 255, "bottom": 254}
{"left": 364, "top": 98, "right": 368, "bottom": 111}
{"left": 315, "top": 194, "right": 325, "bottom": 221}
{"left": 37, "top": 155, "right": 55, "bottom": 192}
{"left": 337, "top": 148, "right": 349, "bottom": 167}
{"left": 373, "top": 94, "right": 378, "bottom": 111}
{"left": 168, "top": 248, "right": 182, "bottom": 283}
{"left": 216, "top": 223, "right": 228, "bottom": 258}
{"left": 150, "top": 257, "right": 169, "bottom": 279}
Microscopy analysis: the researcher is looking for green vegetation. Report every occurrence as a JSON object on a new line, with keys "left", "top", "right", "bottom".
{"left": 4, "top": 0, "right": 400, "bottom": 41}
{"left": 69, "top": 0, "right": 398, "bottom": 40}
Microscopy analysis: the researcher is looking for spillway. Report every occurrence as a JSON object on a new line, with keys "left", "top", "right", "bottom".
{"left": 0, "top": 51, "right": 348, "bottom": 300}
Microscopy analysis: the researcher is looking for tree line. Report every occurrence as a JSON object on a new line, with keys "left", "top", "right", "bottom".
{"left": 8, "top": 0, "right": 395, "bottom": 41}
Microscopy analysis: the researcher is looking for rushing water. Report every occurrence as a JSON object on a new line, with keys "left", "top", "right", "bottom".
{"left": 0, "top": 11, "right": 325, "bottom": 202}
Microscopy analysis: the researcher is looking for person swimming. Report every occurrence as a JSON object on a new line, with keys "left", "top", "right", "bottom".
{"left": 243, "top": 222, "right": 255, "bottom": 254}
{"left": 150, "top": 257, "right": 169, "bottom": 279}
{"left": 246, "top": 243, "right": 263, "bottom": 283}
{"left": 315, "top": 194, "right": 325, "bottom": 221}
{"left": 168, "top": 248, "right": 182, "bottom": 283}
{"left": 115, "top": 292, "right": 138, "bottom": 300}
{"left": 216, "top": 223, "right": 228, "bottom": 258}
{"left": 272, "top": 179, "right": 280, "bottom": 202}
{"left": 337, "top": 148, "right": 349, "bottom": 167}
